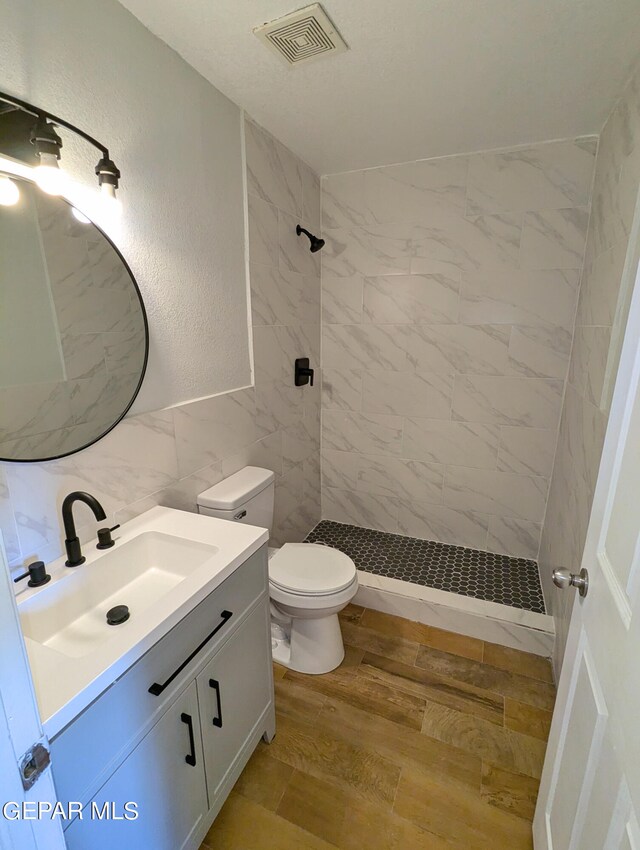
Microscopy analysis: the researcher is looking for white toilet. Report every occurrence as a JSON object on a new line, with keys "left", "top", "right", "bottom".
{"left": 197, "top": 466, "right": 358, "bottom": 674}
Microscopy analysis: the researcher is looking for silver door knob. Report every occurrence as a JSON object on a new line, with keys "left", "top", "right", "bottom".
{"left": 552, "top": 567, "right": 589, "bottom": 597}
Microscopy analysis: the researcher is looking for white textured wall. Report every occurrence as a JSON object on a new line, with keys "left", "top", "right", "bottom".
{"left": 540, "top": 63, "right": 640, "bottom": 676}
{"left": 0, "top": 0, "right": 251, "bottom": 412}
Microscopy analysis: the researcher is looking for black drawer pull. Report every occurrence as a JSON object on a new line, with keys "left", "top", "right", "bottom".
{"left": 148, "top": 610, "right": 233, "bottom": 696}
{"left": 180, "top": 713, "right": 197, "bottom": 767}
{"left": 209, "top": 678, "right": 223, "bottom": 728}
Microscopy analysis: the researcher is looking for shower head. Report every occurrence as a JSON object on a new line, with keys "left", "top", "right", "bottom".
{"left": 296, "top": 224, "right": 325, "bottom": 253}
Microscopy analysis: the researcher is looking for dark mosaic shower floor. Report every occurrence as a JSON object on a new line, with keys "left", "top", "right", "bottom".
{"left": 305, "top": 520, "right": 546, "bottom": 614}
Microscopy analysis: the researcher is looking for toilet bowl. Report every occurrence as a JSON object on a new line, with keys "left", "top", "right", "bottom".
{"left": 268, "top": 543, "right": 358, "bottom": 673}
{"left": 197, "top": 467, "right": 358, "bottom": 674}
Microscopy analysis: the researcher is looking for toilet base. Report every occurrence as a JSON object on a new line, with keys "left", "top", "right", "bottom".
{"left": 271, "top": 613, "right": 345, "bottom": 675}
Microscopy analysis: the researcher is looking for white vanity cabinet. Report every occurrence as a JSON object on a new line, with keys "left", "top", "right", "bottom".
{"left": 64, "top": 681, "right": 208, "bottom": 850}
{"left": 52, "top": 546, "right": 274, "bottom": 850}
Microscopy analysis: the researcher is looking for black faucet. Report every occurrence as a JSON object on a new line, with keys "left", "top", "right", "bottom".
{"left": 62, "top": 491, "right": 107, "bottom": 567}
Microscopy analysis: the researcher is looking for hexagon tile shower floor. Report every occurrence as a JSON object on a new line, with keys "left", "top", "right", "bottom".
{"left": 305, "top": 520, "right": 546, "bottom": 614}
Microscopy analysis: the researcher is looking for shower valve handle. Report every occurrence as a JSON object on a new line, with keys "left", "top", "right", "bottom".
{"left": 300, "top": 366, "right": 314, "bottom": 386}
{"left": 294, "top": 358, "right": 314, "bottom": 387}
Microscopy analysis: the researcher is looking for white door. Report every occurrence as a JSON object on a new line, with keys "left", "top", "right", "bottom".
{"left": 534, "top": 256, "right": 640, "bottom": 844}
{"left": 0, "top": 538, "right": 66, "bottom": 849}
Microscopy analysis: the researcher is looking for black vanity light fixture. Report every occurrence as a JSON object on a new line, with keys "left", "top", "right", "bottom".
{"left": 0, "top": 89, "right": 121, "bottom": 205}
{"left": 29, "top": 112, "right": 65, "bottom": 196}
{"left": 296, "top": 224, "right": 325, "bottom": 253}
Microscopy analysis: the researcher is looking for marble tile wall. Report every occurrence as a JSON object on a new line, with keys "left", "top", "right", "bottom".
{"left": 244, "top": 118, "right": 322, "bottom": 545}
{"left": 0, "top": 117, "right": 321, "bottom": 574}
{"left": 321, "top": 138, "right": 597, "bottom": 559}
{"left": 540, "top": 64, "right": 640, "bottom": 675}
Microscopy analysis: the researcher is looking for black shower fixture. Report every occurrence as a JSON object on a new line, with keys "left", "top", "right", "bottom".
{"left": 296, "top": 224, "right": 325, "bottom": 253}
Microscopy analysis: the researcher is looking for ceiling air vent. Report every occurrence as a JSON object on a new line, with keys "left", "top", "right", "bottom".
{"left": 253, "top": 4, "right": 348, "bottom": 67}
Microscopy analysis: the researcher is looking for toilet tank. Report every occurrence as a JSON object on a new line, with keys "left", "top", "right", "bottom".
{"left": 197, "top": 466, "right": 275, "bottom": 533}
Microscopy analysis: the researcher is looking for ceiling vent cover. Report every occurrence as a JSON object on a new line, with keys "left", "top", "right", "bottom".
{"left": 253, "top": 4, "right": 348, "bottom": 67}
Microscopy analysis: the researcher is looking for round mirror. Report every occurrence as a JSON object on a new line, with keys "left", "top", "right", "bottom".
{"left": 0, "top": 174, "right": 148, "bottom": 462}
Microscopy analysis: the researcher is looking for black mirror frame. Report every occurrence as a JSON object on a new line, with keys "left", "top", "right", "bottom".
{"left": 0, "top": 175, "right": 149, "bottom": 463}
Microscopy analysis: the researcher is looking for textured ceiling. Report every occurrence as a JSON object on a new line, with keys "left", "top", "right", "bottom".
{"left": 117, "top": 0, "right": 640, "bottom": 175}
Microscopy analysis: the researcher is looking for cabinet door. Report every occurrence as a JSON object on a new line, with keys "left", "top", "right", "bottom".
{"left": 65, "top": 681, "right": 207, "bottom": 850}
{"left": 197, "top": 602, "right": 271, "bottom": 800}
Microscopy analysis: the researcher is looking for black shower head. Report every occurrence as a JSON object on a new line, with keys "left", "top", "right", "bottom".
{"left": 296, "top": 224, "right": 325, "bottom": 253}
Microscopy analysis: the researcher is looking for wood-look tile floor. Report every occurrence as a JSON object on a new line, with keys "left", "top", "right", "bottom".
{"left": 200, "top": 605, "right": 555, "bottom": 850}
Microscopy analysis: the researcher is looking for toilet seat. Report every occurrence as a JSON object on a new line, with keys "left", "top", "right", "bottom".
{"left": 269, "top": 543, "right": 356, "bottom": 596}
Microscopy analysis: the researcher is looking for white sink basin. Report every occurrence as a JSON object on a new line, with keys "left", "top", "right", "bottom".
{"left": 18, "top": 506, "right": 268, "bottom": 738}
{"left": 19, "top": 532, "right": 218, "bottom": 658}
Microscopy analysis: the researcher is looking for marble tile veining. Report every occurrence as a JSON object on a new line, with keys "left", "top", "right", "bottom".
{"left": 466, "top": 140, "right": 596, "bottom": 216}
{"left": 322, "top": 275, "right": 364, "bottom": 324}
{"left": 362, "top": 273, "right": 460, "bottom": 325}
{"left": 361, "top": 370, "right": 453, "bottom": 419}
{"left": 245, "top": 119, "right": 302, "bottom": 218}
{"left": 452, "top": 375, "right": 564, "bottom": 429}
{"left": 363, "top": 156, "right": 468, "bottom": 224}
{"left": 322, "top": 323, "right": 412, "bottom": 373}
{"left": 520, "top": 207, "right": 590, "bottom": 270}
{"left": 413, "top": 212, "right": 522, "bottom": 272}
{"left": 459, "top": 268, "right": 580, "bottom": 331}
{"left": 322, "top": 223, "right": 415, "bottom": 278}
{"left": 322, "top": 409, "right": 403, "bottom": 456}
{"left": 401, "top": 419, "right": 500, "bottom": 469}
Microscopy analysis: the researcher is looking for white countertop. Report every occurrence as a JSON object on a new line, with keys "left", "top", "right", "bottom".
{"left": 18, "top": 507, "right": 268, "bottom": 738}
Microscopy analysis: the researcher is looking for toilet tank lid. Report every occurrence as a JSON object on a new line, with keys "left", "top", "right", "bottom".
{"left": 197, "top": 467, "right": 275, "bottom": 510}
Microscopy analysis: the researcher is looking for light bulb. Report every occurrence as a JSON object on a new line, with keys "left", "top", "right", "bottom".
{"left": 71, "top": 207, "right": 91, "bottom": 224}
{"left": 100, "top": 182, "right": 117, "bottom": 200}
{"left": 100, "top": 187, "right": 122, "bottom": 217}
{"left": 35, "top": 165, "right": 67, "bottom": 196}
{"left": 34, "top": 153, "right": 67, "bottom": 196}
{"left": 0, "top": 176, "right": 19, "bottom": 206}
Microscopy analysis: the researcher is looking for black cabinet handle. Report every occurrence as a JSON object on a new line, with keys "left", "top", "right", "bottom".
{"left": 180, "top": 713, "right": 197, "bottom": 767}
{"left": 148, "top": 610, "right": 233, "bottom": 696}
{"left": 209, "top": 678, "right": 223, "bottom": 728}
